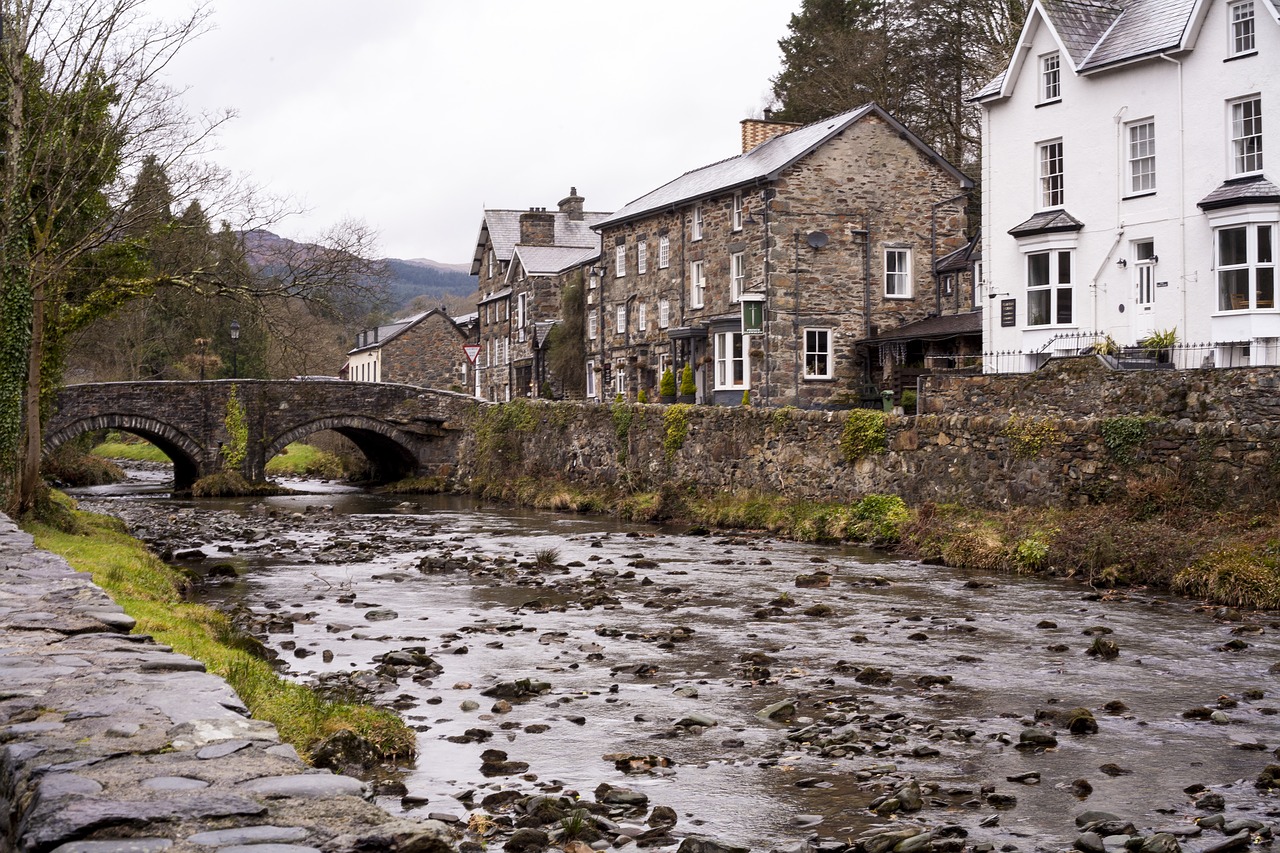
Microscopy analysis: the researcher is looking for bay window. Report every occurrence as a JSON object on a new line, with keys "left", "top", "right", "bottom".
{"left": 1218, "top": 224, "right": 1275, "bottom": 310}
{"left": 1027, "top": 249, "right": 1073, "bottom": 326}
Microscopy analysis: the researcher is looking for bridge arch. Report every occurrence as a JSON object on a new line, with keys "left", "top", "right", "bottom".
{"left": 263, "top": 416, "right": 426, "bottom": 483}
{"left": 43, "top": 415, "right": 204, "bottom": 491}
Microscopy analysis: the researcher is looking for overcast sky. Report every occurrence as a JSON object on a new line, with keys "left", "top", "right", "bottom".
{"left": 164, "top": 1, "right": 800, "bottom": 265}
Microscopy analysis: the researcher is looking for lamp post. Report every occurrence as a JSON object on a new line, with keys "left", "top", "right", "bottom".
{"left": 229, "top": 320, "right": 240, "bottom": 378}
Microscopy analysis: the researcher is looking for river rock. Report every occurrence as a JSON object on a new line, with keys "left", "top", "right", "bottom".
{"left": 794, "top": 572, "right": 831, "bottom": 588}
{"left": 363, "top": 608, "right": 398, "bottom": 621}
{"left": 1087, "top": 638, "right": 1120, "bottom": 659}
{"left": 504, "top": 827, "right": 549, "bottom": 852}
{"left": 675, "top": 836, "right": 750, "bottom": 853}
{"left": 756, "top": 698, "right": 796, "bottom": 721}
{"left": 594, "top": 783, "right": 649, "bottom": 809}
{"left": 1138, "top": 834, "right": 1181, "bottom": 853}
{"left": 1016, "top": 728, "right": 1058, "bottom": 749}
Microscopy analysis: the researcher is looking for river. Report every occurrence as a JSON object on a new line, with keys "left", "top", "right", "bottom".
{"left": 69, "top": 470, "right": 1280, "bottom": 852}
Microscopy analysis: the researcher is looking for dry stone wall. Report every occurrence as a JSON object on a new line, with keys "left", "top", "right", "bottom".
{"left": 453, "top": 358, "right": 1280, "bottom": 511}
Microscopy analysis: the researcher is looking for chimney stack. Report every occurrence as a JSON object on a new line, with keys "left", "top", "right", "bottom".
{"left": 520, "top": 208, "right": 556, "bottom": 246}
{"left": 558, "top": 186, "right": 585, "bottom": 221}
{"left": 740, "top": 115, "right": 803, "bottom": 153}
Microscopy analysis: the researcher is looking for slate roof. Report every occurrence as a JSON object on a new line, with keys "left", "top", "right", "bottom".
{"left": 348, "top": 309, "right": 462, "bottom": 355}
{"left": 935, "top": 234, "right": 981, "bottom": 274}
{"left": 1008, "top": 209, "right": 1085, "bottom": 236}
{"left": 470, "top": 209, "right": 609, "bottom": 274}
{"left": 864, "top": 311, "right": 983, "bottom": 344}
{"left": 973, "top": 0, "right": 1205, "bottom": 101}
{"left": 594, "top": 103, "right": 971, "bottom": 230}
{"left": 510, "top": 245, "right": 599, "bottom": 278}
{"left": 1198, "top": 176, "right": 1280, "bottom": 211}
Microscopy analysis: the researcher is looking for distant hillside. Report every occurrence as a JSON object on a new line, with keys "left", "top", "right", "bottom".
{"left": 240, "top": 230, "right": 476, "bottom": 316}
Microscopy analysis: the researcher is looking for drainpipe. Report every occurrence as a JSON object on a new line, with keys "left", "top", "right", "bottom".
{"left": 1107, "top": 106, "right": 1129, "bottom": 337}
{"left": 762, "top": 187, "right": 773, "bottom": 406}
{"left": 1159, "top": 54, "right": 1188, "bottom": 335}
{"left": 793, "top": 230, "right": 802, "bottom": 397}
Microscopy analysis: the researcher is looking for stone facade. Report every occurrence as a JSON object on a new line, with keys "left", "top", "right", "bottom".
{"left": 471, "top": 189, "right": 607, "bottom": 402}
{"left": 451, "top": 359, "right": 1280, "bottom": 512}
{"left": 375, "top": 310, "right": 471, "bottom": 391}
{"left": 594, "top": 106, "right": 973, "bottom": 408}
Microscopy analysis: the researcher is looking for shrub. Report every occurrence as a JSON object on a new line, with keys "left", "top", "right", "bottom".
{"left": 847, "top": 494, "right": 909, "bottom": 543}
{"left": 659, "top": 369, "right": 676, "bottom": 397}
{"left": 1173, "top": 547, "right": 1280, "bottom": 609}
{"left": 637, "top": 387, "right": 648, "bottom": 403}
{"left": 679, "top": 363, "right": 696, "bottom": 396}
{"left": 840, "top": 409, "right": 888, "bottom": 463}
{"left": 663, "top": 404, "right": 691, "bottom": 459}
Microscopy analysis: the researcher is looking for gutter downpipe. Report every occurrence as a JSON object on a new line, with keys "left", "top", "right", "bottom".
{"left": 762, "top": 186, "right": 773, "bottom": 406}
{"left": 1106, "top": 105, "right": 1129, "bottom": 336}
{"left": 1159, "top": 54, "right": 1188, "bottom": 333}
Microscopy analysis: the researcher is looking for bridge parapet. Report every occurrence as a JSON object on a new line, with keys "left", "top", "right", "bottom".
{"left": 47, "top": 380, "right": 479, "bottom": 491}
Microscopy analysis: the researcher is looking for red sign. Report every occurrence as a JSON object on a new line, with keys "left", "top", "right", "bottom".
{"left": 463, "top": 344, "right": 481, "bottom": 364}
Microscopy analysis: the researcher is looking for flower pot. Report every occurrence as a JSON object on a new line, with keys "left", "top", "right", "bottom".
{"left": 677, "top": 394, "right": 695, "bottom": 404}
{"left": 659, "top": 394, "right": 677, "bottom": 404}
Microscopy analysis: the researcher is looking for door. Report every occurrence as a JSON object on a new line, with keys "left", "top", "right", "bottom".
{"left": 1132, "top": 240, "right": 1157, "bottom": 342}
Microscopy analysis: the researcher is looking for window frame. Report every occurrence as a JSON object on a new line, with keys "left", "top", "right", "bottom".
{"left": 884, "top": 247, "right": 913, "bottom": 298}
{"left": 659, "top": 236, "right": 670, "bottom": 269}
{"left": 732, "top": 192, "right": 743, "bottom": 232}
{"left": 692, "top": 205, "right": 703, "bottom": 241}
{"left": 713, "top": 331, "right": 749, "bottom": 390}
{"left": 637, "top": 240, "right": 647, "bottom": 274}
{"left": 658, "top": 298, "right": 670, "bottom": 329}
{"left": 585, "top": 359, "right": 596, "bottom": 398}
{"left": 637, "top": 302, "right": 647, "bottom": 332}
{"left": 1040, "top": 52, "right": 1061, "bottom": 103}
{"left": 1230, "top": 0, "right": 1256, "bottom": 57}
{"left": 690, "top": 260, "right": 706, "bottom": 308}
{"left": 1230, "top": 95, "right": 1263, "bottom": 176}
{"left": 730, "top": 251, "right": 746, "bottom": 303}
{"left": 1216, "top": 223, "right": 1275, "bottom": 311}
{"left": 803, "top": 328, "right": 834, "bottom": 380}
{"left": 1127, "top": 119, "right": 1156, "bottom": 195}
{"left": 1039, "top": 139, "right": 1065, "bottom": 209}
{"left": 587, "top": 310, "right": 598, "bottom": 340}
{"left": 615, "top": 303, "right": 627, "bottom": 335}
{"left": 1026, "top": 248, "right": 1074, "bottom": 327}
{"left": 516, "top": 292, "right": 528, "bottom": 342}
{"left": 615, "top": 243, "right": 626, "bottom": 277}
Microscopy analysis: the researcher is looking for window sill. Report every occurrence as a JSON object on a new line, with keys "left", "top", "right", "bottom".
{"left": 1123, "top": 191, "right": 1157, "bottom": 201}
{"left": 1225, "top": 50, "right": 1257, "bottom": 63}
{"left": 802, "top": 375, "right": 836, "bottom": 382}
{"left": 884, "top": 294, "right": 914, "bottom": 300}
{"left": 1035, "top": 98, "right": 1061, "bottom": 109}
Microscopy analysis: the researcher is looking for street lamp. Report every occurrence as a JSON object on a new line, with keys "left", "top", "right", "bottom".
{"left": 229, "top": 320, "right": 240, "bottom": 378}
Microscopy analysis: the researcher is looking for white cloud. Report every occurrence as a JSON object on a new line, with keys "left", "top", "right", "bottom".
{"left": 166, "top": 0, "right": 798, "bottom": 262}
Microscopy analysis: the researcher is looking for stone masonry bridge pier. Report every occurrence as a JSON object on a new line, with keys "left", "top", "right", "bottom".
{"left": 45, "top": 380, "right": 479, "bottom": 491}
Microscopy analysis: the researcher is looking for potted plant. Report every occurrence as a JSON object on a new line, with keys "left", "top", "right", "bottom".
{"left": 659, "top": 368, "right": 677, "bottom": 404}
{"left": 1138, "top": 328, "right": 1178, "bottom": 365}
{"left": 678, "top": 363, "right": 696, "bottom": 404}
{"left": 637, "top": 387, "right": 649, "bottom": 403}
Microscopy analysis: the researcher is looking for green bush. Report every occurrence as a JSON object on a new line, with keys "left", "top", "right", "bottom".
{"left": 679, "top": 364, "right": 696, "bottom": 396}
{"left": 847, "top": 494, "right": 909, "bottom": 543}
{"left": 840, "top": 409, "right": 888, "bottom": 462}
{"left": 659, "top": 369, "right": 676, "bottom": 397}
{"left": 663, "top": 404, "right": 690, "bottom": 459}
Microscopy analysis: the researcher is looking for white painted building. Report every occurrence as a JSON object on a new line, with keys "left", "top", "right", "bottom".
{"left": 976, "top": 0, "right": 1279, "bottom": 371}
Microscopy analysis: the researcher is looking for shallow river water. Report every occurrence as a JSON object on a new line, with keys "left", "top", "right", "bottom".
{"left": 72, "top": 472, "right": 1280, "bottom": 852}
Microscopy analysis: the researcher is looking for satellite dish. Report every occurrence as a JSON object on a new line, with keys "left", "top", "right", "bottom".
{"left": 806, "top": 230, "right": 829, "bottom": 249}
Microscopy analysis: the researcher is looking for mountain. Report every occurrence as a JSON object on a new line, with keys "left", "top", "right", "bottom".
{"left": 240, "top": 230, "right": 476, "bottom": 316}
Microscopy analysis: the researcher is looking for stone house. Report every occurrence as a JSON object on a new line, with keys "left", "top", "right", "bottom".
{"left": 975, "top": 0, "right": 1280, "bottom": 372}
{"left": 469, "top": 188, "right": 609, "bottom": 401}
{"left": 344, "top": 308, "right": 471, "bottom": 390}
{"left": 590, "top": 103, "right": 974, "bottom": 407}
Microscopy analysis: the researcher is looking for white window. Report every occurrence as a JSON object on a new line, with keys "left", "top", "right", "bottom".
{"left": 884, "top": 248, "right": 912, "bottom": 297}
{"left": 1027, "top": 249, "right": 1074, "bottom": 326}
{"left": 517, "top": 292, "right": 528, "bottom": 342}
{"left": 804, "top": 329, "right": 833, "bottom": 379}
{"left": 638, "top": 241, "right": 647, "bottom": 274}
{"left": 589, "top": 269, "right": 600, "bottom": 289}
{"left": 637, "top": 302, "right": 647, "bottom": 331}
{"left": 659, "top": 236, "right": 670, "bottom": 269}
{"left": 502, "top": 339, "right": 509, "bottom": 365}
{"left": 614, "top": 361, "right": 627, "bottom": 396}
{"left": 714, "top": 331, "right": 748, "bottom": 390}
{"left": 692, "top": 205, "right": 703, "bottom": 241}
{"left": 615, "top": 303, "right": 626, "bottom": 334}
{"left": 1231, "top": 96, "right": 1263, "bottom": 176}
{"left": 730, "top": 252, "right": 746, "bottom": 302}
{"left": 487, "top": 250, "right": 494, "bottom": 278}
{"left": 972, "top": 260, "right": 984, "bottom": 309}
{"left": 1128, "top": 120, "right": 1156, "bottom": 194}
{"left": 658, "top": 298, "right": 670, "bottom": 329}
{"left": 615, "top": 243, "right": 626, "bottom": 277}
{"left": 1041, "top": 53, "right": 1061, "bottom": 103}
{"left": 1230, "top": 1, "right": 1256, "bottom": 56}
{"left": 587, "top": 311, "right": 598, "bottom": 340}
{"left": 586, "top": 360, "right": 596, "bottom": 398}
{"left": 1217, "top": 224, "right": 1274, "bottom": 311}
{"left": 1040, "top": 140, "right": 1064, "bottom": 208}
{"left": 732, "top": 192, "right": 743, "bottom": 231}
{"left": 690, "top": 260, "right": 706, "bottom": 308}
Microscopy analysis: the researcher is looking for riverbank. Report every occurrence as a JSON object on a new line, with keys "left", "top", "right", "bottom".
{"left": 0, "top": 509, "right": 453, "bottom": 852}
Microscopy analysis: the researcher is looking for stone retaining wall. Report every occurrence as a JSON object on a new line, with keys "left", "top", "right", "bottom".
{"left": 0, "top": 514, "right": 452, "bottom": 853}
{"left": 453, "top": 358, "right": 1280, "bottom": 510}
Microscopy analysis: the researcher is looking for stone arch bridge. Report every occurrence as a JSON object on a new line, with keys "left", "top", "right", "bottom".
{"left": 45, "top": 380, "right": 479, "bottom": 492}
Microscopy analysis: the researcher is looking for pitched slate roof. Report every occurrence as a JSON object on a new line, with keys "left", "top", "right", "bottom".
{"left": 864, "top": 311, "right": 983, "bottom": 344}
{"left": 594, "top": 103, "right": 971, "bottom": 230}
{"left": 470, "top": 209, "right": 609, "bottom": 274}
{"left": 510, "top": 245, "right": 599, "bottom": 278}
{"left": 348, "top": 309, "right": 462, "bottom": 355}
{"left": 1008, "top": 209, "right": 1085, "bottom": 236}
{"left": 1198, "top": 176, "right": 1280, "bottom": 211}
{"left": 973, "top": 0, "right": 1206, "bottom": 101}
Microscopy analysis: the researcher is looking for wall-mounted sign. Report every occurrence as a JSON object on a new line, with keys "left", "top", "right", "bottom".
{"left": 1000, "top": 299, "right": 1016, "bottom": 327}
{"left": 463, "top": 344, "right": 481, "bottom": 364}
{"left": 1156, "top": 281, "right": 1169, "bottom": 288}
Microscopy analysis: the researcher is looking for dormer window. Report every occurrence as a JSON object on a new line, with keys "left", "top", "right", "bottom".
{"left": 1040, "top": 53, "right": 1061, "bottom": 103}
{"left": 1230, "top": 1, "right": 1256, "bottom": 57}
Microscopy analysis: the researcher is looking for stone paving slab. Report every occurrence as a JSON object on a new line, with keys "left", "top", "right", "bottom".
{"left": 0, "top": 514, "right": 453, "bottom": 853}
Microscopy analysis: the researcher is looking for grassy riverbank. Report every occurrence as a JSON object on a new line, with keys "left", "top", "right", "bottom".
{"left": 25, "top": 496, "right": 416, "bottom": 763}
{"left": 448, "top": 474, "right": 1280, "bottom": 610}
